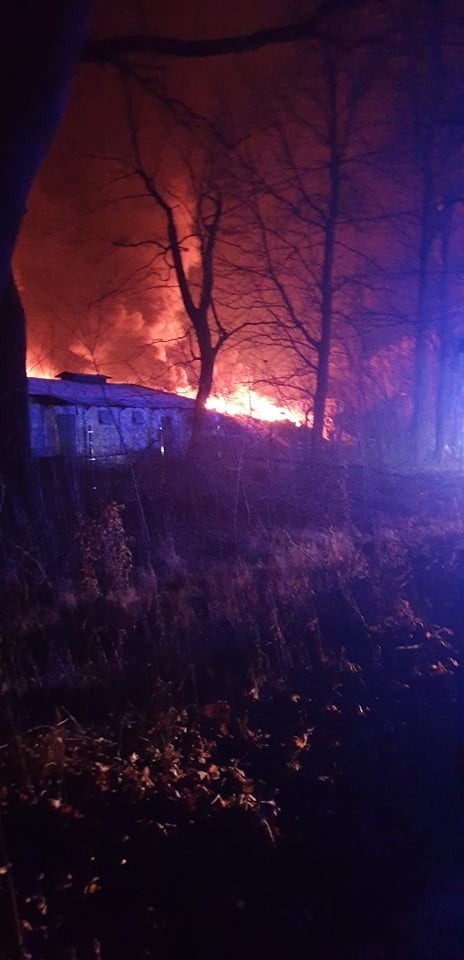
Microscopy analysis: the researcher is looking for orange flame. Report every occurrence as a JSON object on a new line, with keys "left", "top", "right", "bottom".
{"left": 177, "top": 384, "right": 308, "bottom": 426}
{"left": 205, "top": 387, "right": 306, "bottom": 426}
{"left": 25, "top": 360, "right": 311, "bottom": 429}
{"left": 26, "top": 359, "right": 57, "bottom": 380}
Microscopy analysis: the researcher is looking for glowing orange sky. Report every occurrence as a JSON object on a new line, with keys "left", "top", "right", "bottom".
{"left": 15, "top": 0, "right": 432, "bottom": 429}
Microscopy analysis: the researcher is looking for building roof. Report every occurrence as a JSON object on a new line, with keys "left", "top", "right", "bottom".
{"left": 57, "top": 371, "right": 111, "bottom": 384}
{"left": 28, "top": 377, "right": 195, "bottom": 411}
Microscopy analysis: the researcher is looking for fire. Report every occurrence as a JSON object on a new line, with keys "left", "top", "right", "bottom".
{"left": 25, "top": 358, "right": 310, "bottom": 429}
{"left": 177, "top": 384, "right": 307, "bottom": 425}
{"left": 26, "top": 359, "right": 56, "bottom": 380}
{"left": 205, "top": 387, "right": 306, "bottom": 426}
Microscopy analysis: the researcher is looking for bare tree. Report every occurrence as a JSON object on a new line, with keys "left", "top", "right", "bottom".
{"left": 231, "top": 30, "right": 391, "bottom": 448}
{"left": 385, "top": 0, "right": 464, "bottom": 465}
{"left": 93, "top": 85, "right": 258, "bottom": 438}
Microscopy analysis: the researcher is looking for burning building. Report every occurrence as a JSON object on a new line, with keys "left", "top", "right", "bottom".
{"left": 28, "top": 372, "right": 195, "bottom": 461}
{"left": 27, "top": 371, "right": 317, "bottom": 475}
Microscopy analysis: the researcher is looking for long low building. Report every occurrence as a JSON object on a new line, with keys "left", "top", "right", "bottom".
{"left": 28, "top": 372, "right": 196, "bottom": 461}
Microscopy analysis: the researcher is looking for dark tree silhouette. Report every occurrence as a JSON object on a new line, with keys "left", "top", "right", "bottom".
{"left": 234, "top": 35, "right": 385, "bottom": 448}
{"left": 0, "top": 1, "right": 91, "bottom": 520}
{"left": 123, "top": 128, "right": 228, "bottom": 436}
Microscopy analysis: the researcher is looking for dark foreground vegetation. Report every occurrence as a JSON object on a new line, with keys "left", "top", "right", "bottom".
{"left": 1, "top": 452, "right": 464, "bottom": 959}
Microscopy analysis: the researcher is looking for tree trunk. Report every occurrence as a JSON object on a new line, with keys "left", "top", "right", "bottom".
{"left": 312, "top": 63, "right": 339, "bottom": 450}
{"left": 0, "top": 1, "right": 91, "bottom": 303}
{"left": 434, "top": 211, "right": 451, "bottom": 463}
{"left": 409, "top": 0, "right": 443, "bottom": 466}
{"left": 191, "top": 338, "right": 215, "bottom": 443}
{"left": 0, "top": 1, "right": 91, "bottom": 519}
{"left": 0, "top": 274, "right": 32, "bottom": 526}
{"left": 312, "top": 205, "right": 336, "bottom": 448}
{"left": 410, "top": 174, "right": 434, "bottom": 466}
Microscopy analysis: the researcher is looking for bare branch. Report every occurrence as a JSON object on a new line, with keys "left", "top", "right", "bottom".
{"left": 82, "top": 3, "right": 361, "bottom": 64}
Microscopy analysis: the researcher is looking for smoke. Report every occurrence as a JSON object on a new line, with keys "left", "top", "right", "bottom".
{"left": 25, "top": 289, "right": 198, "bottom": 391}
{"left": 19, "top": 142, "right": 205, "bottom": 389}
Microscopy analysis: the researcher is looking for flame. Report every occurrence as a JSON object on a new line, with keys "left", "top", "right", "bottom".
{"left": 26, "top": 358, "right": 57, "bottom": 380}
{"left": 177, "top": 384, "right": 307, "bottom": 426}
{"left": 25, "top": 356, "right": 312, "bottom": 430}
{"left": 206, "top": 387, "right": 306, "bottom": 426}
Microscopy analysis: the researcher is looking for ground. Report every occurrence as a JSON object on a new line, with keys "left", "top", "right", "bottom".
{"left": 1, "top": 461, "right": 464, "bottom": 959}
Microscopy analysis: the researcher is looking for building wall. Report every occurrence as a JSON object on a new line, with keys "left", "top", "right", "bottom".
{"left": 29, "top": 400, "right": 191, "bottom": 460}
